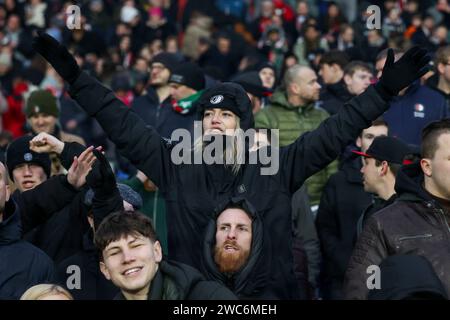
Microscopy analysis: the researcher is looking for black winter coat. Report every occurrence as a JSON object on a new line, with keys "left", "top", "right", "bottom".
{"left": 68, "top": 71, "right": 389, "bottom": 299}
{"left": 319, "top": 81, "right": 354, "bottom": 116}
{"left": 0, "top": 200, "right": 54, "bottom": 300}
{"left": 316, "top": 156, "right": 372, "bottom": 287}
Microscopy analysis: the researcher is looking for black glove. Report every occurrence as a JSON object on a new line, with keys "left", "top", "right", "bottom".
{"left": 375, "top": 46, "right": 430, "bottom": 100}
{"left": 86, "top": 149, "right": 118, "bottom": 197}
{"left": 32, "top": 31, "right": 81, "bottom": 85}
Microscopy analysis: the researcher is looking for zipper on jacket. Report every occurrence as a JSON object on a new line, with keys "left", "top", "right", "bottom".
{"left": 398, "top": 234, "right": 433, "bottom": 241}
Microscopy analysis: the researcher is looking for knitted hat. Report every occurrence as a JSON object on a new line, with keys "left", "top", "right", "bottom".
{"left": 26, "top": 90, "right": 59, "bottom": 118}
{"left": 84, "top": 183, "right": 143, "bottom": 210}
{"left": 6, "top": 135, "right": 51, "bottom": 179}
{"left": 196, "top": 82, "right": 254, "bottom": 130}
{"left": 151, "top": 52, "right": 181, "bottom": 73}
{"left": 169, "top": 62, "right": 205, "bottom": 91}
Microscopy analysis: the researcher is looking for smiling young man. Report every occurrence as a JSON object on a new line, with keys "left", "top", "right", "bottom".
{"left": 95, "top": 210, "right": 236, "bottom": 300}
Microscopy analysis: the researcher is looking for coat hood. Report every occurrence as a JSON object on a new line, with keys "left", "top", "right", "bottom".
{"left": 200, "top": 196, "right": 271, "bottom": 298}
{"left": 0, "top": 200, "right": 21, "bottom": 246}
{"left": 368, "top": 254, "right": 448, "bottom": 300}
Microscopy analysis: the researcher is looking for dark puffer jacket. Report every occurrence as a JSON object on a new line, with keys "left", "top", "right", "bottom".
{"left": 344, "top": 162, "right": 450, "bottom": 299}
{"left": 0, "top": 200, "right": 54, "bottom": 300}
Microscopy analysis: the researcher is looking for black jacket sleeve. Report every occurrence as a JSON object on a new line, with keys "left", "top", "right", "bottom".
{"left": 68, "top": 72, "right": 175, "bottom": 193}
{"left": 60, "top": 141, "right": 87, "bottom": 171}
{"left": 16, "top": 175, "right": 79, "bottom": 234}
{"left": 280, "top": 86, "right": 388, "bottom": 193}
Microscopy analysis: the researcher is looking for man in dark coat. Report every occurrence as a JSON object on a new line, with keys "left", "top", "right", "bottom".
{"left": 344, "top": 119, "right": 450, "bottom": 299}
{"left": 95, "top": 210, "right": 236, "bottom": 300}
{"left": 33, "top": 32, "right": 430, "bottom": 299}
{"left": 131, "top": 52, "right": 185, "bottom": 139}
{"left": 6, "top": 134, "right": 95, "bottom": 263}
{"left": 0, "top": 161, "right": 54, "bottom": 300}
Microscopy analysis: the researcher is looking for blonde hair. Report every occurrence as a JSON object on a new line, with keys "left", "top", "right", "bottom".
{"left": 194, "top": 117, "right": 244, "bottom": 175}
{"left": 20, "top": 284, "right": 74, "bottom": 300}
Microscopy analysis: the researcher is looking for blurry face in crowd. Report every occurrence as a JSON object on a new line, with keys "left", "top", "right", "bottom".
{"left": 217, "top": 37, "right": 231, "bottom": 55}
{"left": 259, "top": 67, "right": 275, "bottom": 88}
{"left": 12, "top": 163, "right": 47, "bottom": 192}
{"left": 293, "top": 67, "right": 321, "bottom": 103}
{"left": 438, "top": 58, "right": 450, "bottom": 82}
{"left": 0, "top": 163, "right": 10, "bottom": 221}
{"left": 150, "top": 62, "right": 170, "bottom": 86}
{"left": 169, "top": 83, "right": 196, "bottom": 101}
{"left": 100, "top": 234, "right": 162, "bottom": 300}
{"left": 341, "top": 27, "right": 354, "bottom": 43}
{"left": 361, "top": 157, "right": 383, "bottom": 193}
{"left": 344, "top": 69, "right": 373, "bottom": 95}
{"left": 214, "top": 208, "right": 252, "bottom": 273}
{"left": 7, "top": 15, "right": 20, "bottom": 32}
{"left": 319, "top": 63, "right": 341, "bottom": 85}
{"left": 434, "top": 26, "right": 448, "bottom": 44}
{"left": 297, "top": 1, "right": 308, "bottom": 16}
{"left": 375, "top": 57, "right": 386, "bottom": 79}
{"left": 203, "top": 108, "right": 238, "bottom": 136}
{"left": 304, "top": 26, "right": 319, "bottom": 41}
{"left": 421, "top": 132, "right": 450, "bottom": 200}
{"left": 133, "top": 58, "right": 148, "bottom": 74}
{"left": 261, "top": 1, "right": 274, "bottom": 18}
{"left": 356, "top": 125, "right": 388, "bottom": 153}
{"left": 28, "top": 113, "right": 57, "bottom": 135}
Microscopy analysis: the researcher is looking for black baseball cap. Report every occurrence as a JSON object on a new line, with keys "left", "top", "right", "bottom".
{"left": 352, "top": 136, "right": 413, "bottom": 165}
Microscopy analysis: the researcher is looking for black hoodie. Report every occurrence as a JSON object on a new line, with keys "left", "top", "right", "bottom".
{"left": 201, "top": 197, "right": 274, "bottom": 299}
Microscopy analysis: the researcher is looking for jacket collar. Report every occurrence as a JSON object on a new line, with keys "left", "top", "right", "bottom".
{"left": 270, "top": 89, "right": 315, "bottom": 111}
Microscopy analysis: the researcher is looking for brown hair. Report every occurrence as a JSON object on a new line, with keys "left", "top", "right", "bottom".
{"left": 94, "top": 210, "right": 158, "bottom": 258}
{"left": 344, "top": 61, "right": 373, "bottom": 77}
{"left": 421, "top": 119, "right": 450, "bottom": 159}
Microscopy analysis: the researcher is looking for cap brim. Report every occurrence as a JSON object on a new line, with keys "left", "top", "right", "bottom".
{"left": 352, "top": 150, "right": 372, "bottom": 158}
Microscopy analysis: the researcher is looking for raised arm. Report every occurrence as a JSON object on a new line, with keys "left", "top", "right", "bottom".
{"left": 281, "top": 47, "right": 430, "bottom": 192}
{"left": 32, "top": 33, "right": 174, "bottom": 190}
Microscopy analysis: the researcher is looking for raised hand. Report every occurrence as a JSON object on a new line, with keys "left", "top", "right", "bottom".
{"left": 86, "top": 149, "right": 117, "bottom": 194}
{"left": 67, "top": 146, "right": 96, "bottom": 189}
{"left": 29, "top": 132, "right": 65, "bottom": 155}
{"left": 376, "top": 46, "right": 430, "bottom": 98}
{"left": 32, "top": 31, "right": 81, "bottom": 85}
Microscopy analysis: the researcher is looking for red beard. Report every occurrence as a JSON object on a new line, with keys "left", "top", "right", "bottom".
{"left": 214, "top": 240, "right": 250, "bottom": 273}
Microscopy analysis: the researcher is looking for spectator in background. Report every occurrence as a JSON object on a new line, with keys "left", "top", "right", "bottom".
{"left": 131, "top": 52, "right": 182, "bottom": 139}
{"left": 321, "top": 61, "right": 373, "bottom": 115}
{"left": 294, "top": 23, "right": 329, "bottom": 66}
{"left": 316, "top": 118, "right": 388, "bottom": 300}
{"left": 376, "top": 49, "right": 447, "bottom": 147}
{"left": 319, "top": 50, "right": 349, "bottom": 92}
{"left": 232, "top": 71, "right": 269, "bottom": 114}
{"left": 427, "top": 45, "right": 450, "bottom": 111}
{"left": 25, "top": 89, "right": 86, "bottom": 175}
{"left": 255, "top": 64, "right": 337, "bottom": 208}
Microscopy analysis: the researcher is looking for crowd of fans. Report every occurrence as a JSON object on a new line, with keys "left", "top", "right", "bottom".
{"left": 1, "top": 0, "right": 450, "bottom": 300}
